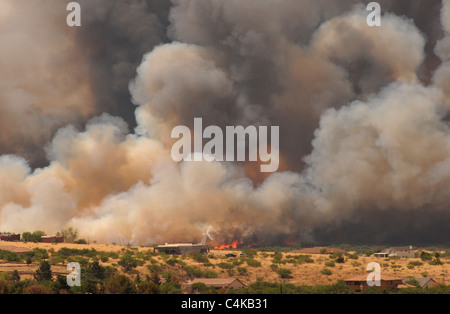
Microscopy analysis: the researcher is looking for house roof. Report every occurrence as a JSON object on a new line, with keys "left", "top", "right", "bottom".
{"left": 402, "top": 278, "right": 437, "bottom": 287}
{"left": 188, "top": 278, "right": 247, "bottom": 287}
{"left": 388, "top": 246, "right": 414, "bottom": 251}
{"left": 157, "top": 243, "right": 207, "bottom": 248}
{"left": 344, "top": 274, "right": 403, "bottom": 282}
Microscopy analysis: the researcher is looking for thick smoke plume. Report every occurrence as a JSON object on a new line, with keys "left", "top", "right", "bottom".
{"left": 0, "top": 0, "right": 449, "bottom": 246}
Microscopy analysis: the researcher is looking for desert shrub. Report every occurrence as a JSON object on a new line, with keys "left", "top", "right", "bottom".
{"left": 162, "top": 271, "right": 177, "bottom": 283}
{"left": 285, "top": 259, "right": 297, "bottom": 264}
{"left": 277, "top": 268, "right": 292, "bottom": 279}
{"left": 329, "top": 252, "right": 343, "bottom": 259}
{"left": 49, "top": 256, "right": 65, "bottom": 265}
{"left": 190, "top": 253, "right": 209, "bottom": 264}
{"left": 320, "top": 268, "right": 332, "bottom": 276}
{"left": 165, "top": 258, "right": 179, "bottom": 266}
{"left": 272, "top": 252, "right": 283, "bottom": 263}
{"left": 100, "top": 256, "right": 109, "bottom": 263}
{"left": 237, "top": 267, "right": 248, "bottom": 275}
{"left": 24, "top": 248, "right": 48, "bottom": 262}
{"left": 429, "top": 258, "right": 443, "bottom": 266}
{"left": 159, "top": 282, "right": 182, "bottom": 294}
{"left": 246, "top": 259, "right": 261, "bottom": 267}
{"left": 203, "top": 270, "right": 218, "bottom": 278}
{"left": 241, "top": 249, "right": 258, "bottom": 258}
{"left": 0, "top": 250, "right": 21, "bottom": 262}
{"left": 24, "top": 284, "right": 52, "bottom": 294}
{"left": 296, "top": 255, "right": 314, "bottom": 264}
{"left": 232, "top": 259, "right": 244, "bottom": 266}
{"left": 351, "top": 261, "right": 362, "bottom": 267}
{"left": 68, "top": 256, "right": 89, "bottom": 267}
{"left": 56, "top": 247, "right": 99, "bottom": 259}
{"left": 217, "top": 262, "right": 234, "bottom": 269}
{"left": 118, "top": 254, "right": 139, "bottom": 272}
{"left": 193, "top": 268, "right": 205, "bottom": 278}
{"left": 191, "top": 282, "right": 213, "bottom": 294}
{"left": 136, "top": 280, "right": 159, "bottom": 294}
{"left": 147, "top": 264, "right": 161, "bottom": 273}
{"left": 335, "top": 256, "right": 345, "bottom": 264}
{"left": 325, "top": 261, "right": 335, "bottom": 267}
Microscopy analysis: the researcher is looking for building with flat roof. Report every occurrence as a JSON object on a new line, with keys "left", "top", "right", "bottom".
{"left": 0, "top": 234, "right": 20, "bottom": 242}
{"left": 155, "top": 243, "right": 209, "bottom": 255}
{"left": 375, "top": 245, "right": 417, "bottom": 258}
{"left": 40, "top": 236, "right": 64, "bottom": 243}
{"left": 184, "top": 278, "right": 247, "bottom": 291}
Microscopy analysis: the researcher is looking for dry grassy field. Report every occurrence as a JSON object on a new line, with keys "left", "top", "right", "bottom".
{"left": 0, "top": 242, "right": 448, "bottom": 287}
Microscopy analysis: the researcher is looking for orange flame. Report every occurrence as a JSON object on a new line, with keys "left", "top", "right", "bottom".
{"left": 284, "top": 239, "right": 297, "bottom": 246}
{"left": 214, "top": 240, "right": 240, "bottom": 250}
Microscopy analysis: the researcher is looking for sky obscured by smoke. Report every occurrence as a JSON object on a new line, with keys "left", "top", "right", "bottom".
{"left": 0, "top": 0, "right": 449, "bottom": 246}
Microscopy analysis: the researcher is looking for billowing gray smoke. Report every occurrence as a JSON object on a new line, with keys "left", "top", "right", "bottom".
{"left": 0, "top": 0, "right": 449, "bottom": 246}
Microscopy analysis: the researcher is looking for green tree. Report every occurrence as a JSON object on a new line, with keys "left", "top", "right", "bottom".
{"left": 11, "top": 270, "right": 20, "bottom": 282}
{"left": 136, "top": 280, "right": 159, "bottom": 294}
{"left": 105, "top": 274, "right": 135, "bottom": 294}
{"left": 22, "top": 231, "right": 46, "bottom": 243}
{"left": 57, "top": 227, "right": 79, "bottom": 243}
{"left": 34, "top": 260, "right": 53, "bottom": 282}
{"left": 335, "top": 256, "right": 345, "bottom": 263}
{"left": 87, "top": 260, "right": 106, "bottom": 280}
{"left": 420, "top": 251, "right": 433, "bottom": 261}
{"left": 277, "top": 268, "right": 292, "bottom": 279}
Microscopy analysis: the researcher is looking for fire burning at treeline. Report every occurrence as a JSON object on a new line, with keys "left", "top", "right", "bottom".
{"left": 214, "top": 240, "right": 241, "bottom": 250}
{"left": 213, "top": 237, "right": 297, "bottom": 250}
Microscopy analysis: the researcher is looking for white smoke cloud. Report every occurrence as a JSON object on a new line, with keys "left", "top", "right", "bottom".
{"left": 0, "top": 1, "right": 449, "bottom": 246}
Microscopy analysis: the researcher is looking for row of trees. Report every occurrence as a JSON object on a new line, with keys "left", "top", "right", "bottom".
{"left": 21, "top": 227, "right": 81, "bottom": 243}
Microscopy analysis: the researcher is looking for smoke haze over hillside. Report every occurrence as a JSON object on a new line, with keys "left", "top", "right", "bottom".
{"left": 0, "top": 0, "right": 449, "bottom": 246}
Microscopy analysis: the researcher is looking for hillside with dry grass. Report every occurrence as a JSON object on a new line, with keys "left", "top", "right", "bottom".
{"left": 0, "top": 241, "right": 448, "bottom": 294}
